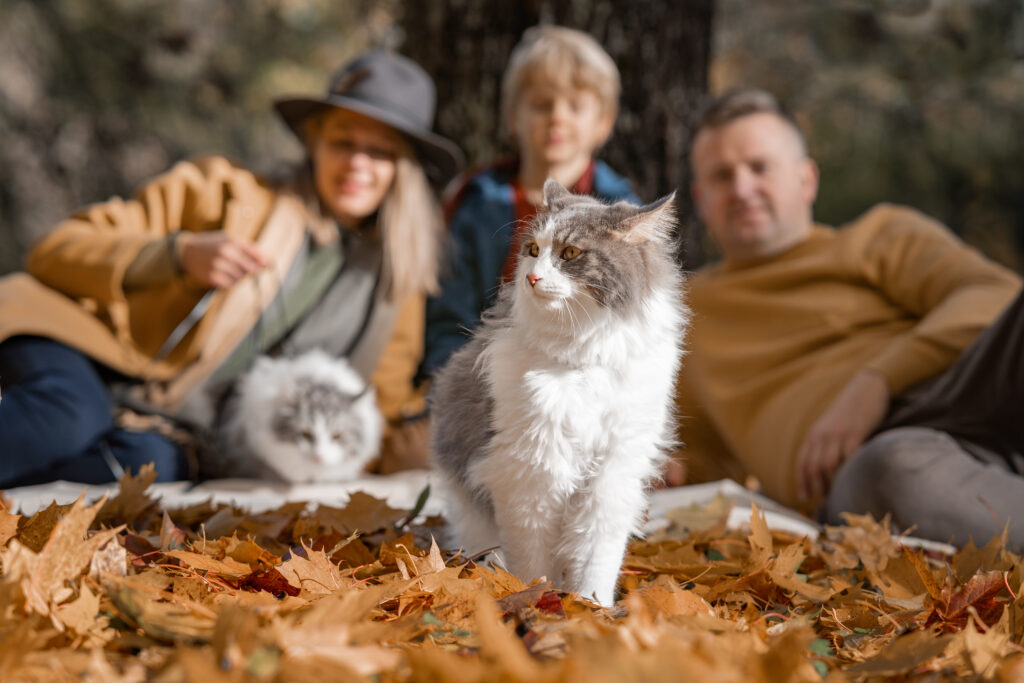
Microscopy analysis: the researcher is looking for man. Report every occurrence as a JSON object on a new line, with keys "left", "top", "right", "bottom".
{"left": 675, "top": 88, "right": 1023, "bottom": 547}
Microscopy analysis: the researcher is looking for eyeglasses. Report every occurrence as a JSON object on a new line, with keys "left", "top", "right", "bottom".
{"left": 324, "top": 137, "right": 398, "bottom": 163}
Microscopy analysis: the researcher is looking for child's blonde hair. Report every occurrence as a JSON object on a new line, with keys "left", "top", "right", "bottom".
{"left": 500, "top": 25, "right": 621, "bottom": 141}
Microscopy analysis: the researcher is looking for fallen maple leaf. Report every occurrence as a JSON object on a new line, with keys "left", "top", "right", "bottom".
{"left": 164, "top": 550, "right": 251, "bottom": 580}
{"left": 277, "top": 544, "right": 346, "bottom": 595}
{"left": 926, "top": 570, "right": 1008, "bottom": 631}
{"left": 0, "top": 506, "right": 19, "bottom": 548}
{"left": 96, "top": 464, "right": 159, "bottom": 528}
{"left": 14, "top": 495, "right": 123, "bottom": 617}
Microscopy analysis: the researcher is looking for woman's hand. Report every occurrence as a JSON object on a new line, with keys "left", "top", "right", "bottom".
{"left": 796, "top": 370, "right": 891, "bottom": 503}
{"left": 177, "top": 231, "right": 268, "bottom": 289}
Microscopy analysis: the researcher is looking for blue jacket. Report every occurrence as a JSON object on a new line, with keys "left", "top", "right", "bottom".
{"left": 423, "top": 159, "right": 638, "bottom": 376}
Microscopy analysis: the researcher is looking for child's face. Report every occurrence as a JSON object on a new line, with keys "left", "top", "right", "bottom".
{"left": 513, "top": 81, "right": 613, "bottom": 171}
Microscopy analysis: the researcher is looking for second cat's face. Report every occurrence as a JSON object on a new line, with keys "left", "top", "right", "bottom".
{"left": 263, "top": 381, "right": 371, "bottom": 483}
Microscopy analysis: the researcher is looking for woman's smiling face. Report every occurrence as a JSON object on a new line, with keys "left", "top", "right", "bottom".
{"left": 310, "top": 108, "right": 402, "bottom": 227}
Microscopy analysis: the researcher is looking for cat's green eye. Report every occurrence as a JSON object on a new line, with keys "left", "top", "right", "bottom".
{"left": 525, "top": 242, "right": 539, "bottom": 257}
{"left": 561, "top": 245, "right": 581, "bottom": 260}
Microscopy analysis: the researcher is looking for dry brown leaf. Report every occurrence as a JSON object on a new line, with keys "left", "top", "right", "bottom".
{"left": 311, "top": 492, "right": 406, "bottom": 534}
{"left": 952, "top": 611, "right": 1017, "bottom": 678}
{"left": 828, "top": 512, "right": 902, "bottom": 575}
{"left": 105, "top": 577, "right": 217, "bottom": 644}
{"left": 747, "top": 504, "right": 774, "bottom": 568}
{"left": 632, "top": 584, "right": 714, "bottom": 618}
{"left": 220, "top": 534, "right": 279, "bottom": 566}
{"left": 15, "top": 499, "right": 76, "bottom": 552}
{"left": 51, "top": 583, "right": 115, "bottom": 646}
{"left": 846, "top": 628, "right": 953, "bottom": 676}
{"left": 277, "top": 545, "right": 346, "bottom": 595}
{"left": 473, "top": 592, "right": 545, "bottom": 679}
{"left": 96, "top": 464, "right": 158, "bottom": 527}
{"left": 19, "top": 495, "right": 123, "bottom": 617}
{"left": 164, "top": 550, "right": 251, "bottom": 579}
{"left": 769, "top": 543, "right": 834, "bottom": 602}
{"left": 88, "top": 537, "right": 128, "bottom": 581}
{"left": 0, "top": 507, "right": 19, "bottom": 548}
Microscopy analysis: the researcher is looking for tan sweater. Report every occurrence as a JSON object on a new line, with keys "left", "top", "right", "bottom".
{"left": 675, "top": 204, "right": 1022, "bottom": 508}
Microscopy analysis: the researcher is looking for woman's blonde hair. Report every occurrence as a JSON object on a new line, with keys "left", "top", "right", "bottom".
{"left": 376, "top": 150, "right": 443, "bottom": 300}
{"left": 500, "top": 25, "right": 621, "bottom": 140}
{"left": 299, "top": 110, "right": 444, "bottom": 302}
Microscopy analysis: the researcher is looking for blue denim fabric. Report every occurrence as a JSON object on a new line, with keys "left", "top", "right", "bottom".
{"left": 0, "top": 336, "right": 188, "bottom": 487}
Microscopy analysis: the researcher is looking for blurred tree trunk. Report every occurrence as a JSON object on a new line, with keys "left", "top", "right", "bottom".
{"left": 398, "top": 1, "right": 714, "bottom": 268}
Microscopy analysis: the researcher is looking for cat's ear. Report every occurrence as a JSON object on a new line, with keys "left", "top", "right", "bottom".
{"left": 351, "top": 381, "right": 376, "bottom": 405}
{"left": 613, "top": 193, "right": 676, "bottom": 244}
{"left": 541, "top": 178, "right": 576, "bottom": 212}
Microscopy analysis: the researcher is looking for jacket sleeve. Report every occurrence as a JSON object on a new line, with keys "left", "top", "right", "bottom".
{"left": 857, "top": 205, "right": 1022, "bottom": 394}
{"left": 423, "top": 183, "right": 493, "bottom": 376}
{"left": 372, "top": 293, "right": 427, "bottom": 422}
{"left": 26, "top": 156, "right": 263, "bottom": 305}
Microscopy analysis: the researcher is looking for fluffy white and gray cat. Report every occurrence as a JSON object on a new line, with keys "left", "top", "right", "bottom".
{"left": 216, "top": 350, "right": 382, "bottom": 483}
{"left": 431, "top": 179, "right": 688, "bottom": 606}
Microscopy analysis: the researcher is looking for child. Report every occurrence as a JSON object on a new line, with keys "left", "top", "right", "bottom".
{"left": 422, "top": 25, "right": 639, "bottom": 376}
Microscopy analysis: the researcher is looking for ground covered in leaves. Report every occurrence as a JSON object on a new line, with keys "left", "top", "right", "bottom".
{"left": 2, "top": 466, "right": 1023, "bottom": 682}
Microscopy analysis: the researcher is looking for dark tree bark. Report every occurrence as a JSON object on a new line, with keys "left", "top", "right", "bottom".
{"left": 397, "top": 0, "right": 714, "bottom": 268}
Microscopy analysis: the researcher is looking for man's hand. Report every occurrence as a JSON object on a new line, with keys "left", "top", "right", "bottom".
{"left": 178, "top": 231, "right": 268, "bottom": 289}
{"left": 796, "top": 370, "right": 891, "bottom": 503}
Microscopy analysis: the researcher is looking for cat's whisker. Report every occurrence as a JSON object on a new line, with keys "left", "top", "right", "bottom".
{"left": 492, "top": 217, "right": 533, "bottom": 240}
{"left": 564, "top": 303, "right": 581, "bottom": 339}
{"left": 574, "top": 295, "right": 597, "bottom": 327}
{"left": 570, "top": 290, "right": 602, "bottom": 327}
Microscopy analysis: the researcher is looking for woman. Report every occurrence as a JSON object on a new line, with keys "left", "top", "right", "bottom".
{"left": 0, "top": 51, "right": 462, "bottom": 487}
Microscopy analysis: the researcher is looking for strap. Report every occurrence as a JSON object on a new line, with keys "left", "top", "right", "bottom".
{"left": 152, "top": 289, "right": 216, "bottom": 363}
{"left": 278, "top": 229, "right": 382, "bottom": 364}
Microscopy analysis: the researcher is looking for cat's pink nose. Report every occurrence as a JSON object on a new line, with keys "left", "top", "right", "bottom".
{"left": 527, "top": 273, "right": 542, "bottom": 287}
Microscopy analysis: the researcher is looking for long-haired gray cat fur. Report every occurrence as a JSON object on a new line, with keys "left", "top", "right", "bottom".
{"left": 430, "top": 179, "right": 688, "bottom": 606}
{"left": 215, "top": 349, "right": 382, "bottom": 483}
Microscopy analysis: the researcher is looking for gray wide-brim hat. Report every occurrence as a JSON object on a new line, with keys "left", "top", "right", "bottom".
{"left": 274, "top": 50, "right": 464, "bottom": 184}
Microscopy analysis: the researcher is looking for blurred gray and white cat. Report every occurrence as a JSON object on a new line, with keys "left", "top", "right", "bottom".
{"left": 217, "top": 350, "right": 382, "bottom": 483}
{"left": 431, "top": 179, "right": 688, "bottom": 607}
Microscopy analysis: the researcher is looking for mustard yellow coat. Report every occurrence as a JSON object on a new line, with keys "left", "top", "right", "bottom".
{"left": 0, "top": 156, "right": 423, "bottom": 420}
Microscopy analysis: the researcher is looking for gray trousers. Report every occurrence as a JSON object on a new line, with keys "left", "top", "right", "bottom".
{"left": 825, "top": 286, "right": 1024, "bottom": 548}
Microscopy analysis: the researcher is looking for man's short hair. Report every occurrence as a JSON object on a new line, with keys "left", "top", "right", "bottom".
{"left": 695, "top": 88, "right": 808, "bottom": 154}
{"left": 500, "top": 25, "right": 620, "bottom": 140}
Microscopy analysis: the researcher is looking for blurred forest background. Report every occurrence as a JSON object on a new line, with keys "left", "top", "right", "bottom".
{"left": 0, "top": 0, "right": 1021, "bottom": 275}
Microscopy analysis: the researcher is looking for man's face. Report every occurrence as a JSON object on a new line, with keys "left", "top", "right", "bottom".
{"left": 691, "top": 112, "right": 819, "bottom": 262}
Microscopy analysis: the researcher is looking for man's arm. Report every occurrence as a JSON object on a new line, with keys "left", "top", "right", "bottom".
{"left": 796, "top": 368, "right": 890, "bottom": 502}
{"left": 796, "top": 205, "right": 1021, "bottom": 502}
